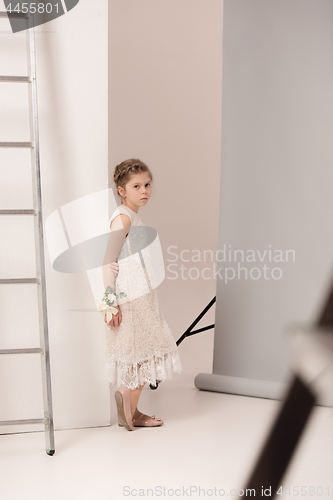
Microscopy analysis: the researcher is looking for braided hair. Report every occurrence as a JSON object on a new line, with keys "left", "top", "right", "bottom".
{"left": 113, "top": 159, "right": 153, "bottom": 200}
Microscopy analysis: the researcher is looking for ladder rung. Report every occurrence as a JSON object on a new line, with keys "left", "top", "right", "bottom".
{"left": 0, "top": 76, "right": 31, "bottom": 83}
{"left": 0, "top": 418, "right": 48, "bottom": 426}
{"left": 0, "top": 142, "right": 33, "bottom": 148}
{"left": 0, "top": 11, "right": 29, "bottom": 19}
{"left": 0, "top": 278, "right": 41, "bottom": 284}
{"left": 0, "top": 348, "right": 44, "bottom": 355}
{"left": 0, "top": 209, "right": 37, "bottom": 215}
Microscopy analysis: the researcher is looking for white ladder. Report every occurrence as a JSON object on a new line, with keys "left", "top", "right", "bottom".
{"left": 0, "top": 11, "right": 55, "bottom": 456}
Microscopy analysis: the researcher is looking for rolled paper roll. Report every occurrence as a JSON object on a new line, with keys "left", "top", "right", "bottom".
{"left": 97, "top": 302, "right": 119, "bottom": 323}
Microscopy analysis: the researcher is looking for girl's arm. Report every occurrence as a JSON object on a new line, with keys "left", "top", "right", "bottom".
{"left": 100, "top": 214, "right": 131, "bottom": 325}
{"left": 102, "top": 214, "right": 131, "bottom": 299}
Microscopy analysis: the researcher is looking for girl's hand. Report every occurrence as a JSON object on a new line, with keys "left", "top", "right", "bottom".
{"left": 104, "top": 306, "right": 122, "bottom": 327}
{"left": 110, "top": 262, "right": 119, "bottom": 277}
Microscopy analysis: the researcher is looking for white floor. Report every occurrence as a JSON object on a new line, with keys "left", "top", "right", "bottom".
{"left": 0, "top": 374, "right": 332, "bottom": 500}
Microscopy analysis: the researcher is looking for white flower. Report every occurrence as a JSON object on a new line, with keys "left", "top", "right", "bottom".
{"left": 107, "top": 293, "right": 116, "bottom": 303}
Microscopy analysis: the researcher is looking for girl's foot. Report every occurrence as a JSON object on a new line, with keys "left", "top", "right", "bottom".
{"left": 118, "top": 408, "right": 163, "bottom": 427}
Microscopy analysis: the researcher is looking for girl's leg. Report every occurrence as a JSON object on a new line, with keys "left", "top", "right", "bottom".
{"left": 129, "top": 383, "right": 146, "bottom": 413}
{"left": 128, "top": 361, "right": 147, "bottom": 413}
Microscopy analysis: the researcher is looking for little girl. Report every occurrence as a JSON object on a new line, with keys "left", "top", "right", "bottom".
{"left": 102, "top": 158, "right": 182, "bottom": 431}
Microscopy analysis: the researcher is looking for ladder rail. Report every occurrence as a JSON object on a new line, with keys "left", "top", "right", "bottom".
{"left": 28, "top": 15, "right": 55, "bottom": 456}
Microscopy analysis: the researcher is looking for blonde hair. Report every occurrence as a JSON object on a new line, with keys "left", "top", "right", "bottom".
{"left": 113, "top": 158, "right": 153, "bottom": 200}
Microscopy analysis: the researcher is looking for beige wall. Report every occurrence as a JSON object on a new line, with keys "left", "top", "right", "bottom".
{"left": 108, "top": 0, "right": 223, "bottom": 380}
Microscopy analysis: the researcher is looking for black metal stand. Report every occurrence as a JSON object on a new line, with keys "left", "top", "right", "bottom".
{"left": 149, "top": 296, "right": 216, "bottom": 389}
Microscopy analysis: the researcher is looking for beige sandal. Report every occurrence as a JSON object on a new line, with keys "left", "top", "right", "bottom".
{"left": 114, "top": 389, "right": 134, "bottom": 431}
{"left": 118, "top": 409, "right": 163, "bottom": 427}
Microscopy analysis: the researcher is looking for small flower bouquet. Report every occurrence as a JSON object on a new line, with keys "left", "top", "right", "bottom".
{"left": 98, "top": 286, "right": 127, "bottom": 323}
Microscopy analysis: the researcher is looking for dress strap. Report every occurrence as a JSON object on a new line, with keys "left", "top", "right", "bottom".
{"left": 108, "top": 205, "right": 134, "bottom": 229}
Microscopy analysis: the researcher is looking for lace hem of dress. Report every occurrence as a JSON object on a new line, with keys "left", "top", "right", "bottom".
{"left": 105, "top": 348, "right": 182, "bottom": 390}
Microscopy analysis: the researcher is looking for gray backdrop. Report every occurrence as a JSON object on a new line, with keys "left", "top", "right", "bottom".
{"left": 195, "top": 0, "right": 333, "bottom": 405}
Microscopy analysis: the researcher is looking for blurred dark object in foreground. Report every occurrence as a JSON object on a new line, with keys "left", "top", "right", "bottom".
{"left": 242, "top": 281, "right": 333, "bottom": 498}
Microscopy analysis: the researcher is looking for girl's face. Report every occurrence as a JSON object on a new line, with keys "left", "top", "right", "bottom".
{"left": 119, "top": 171, "right": 152, "bottom": 210}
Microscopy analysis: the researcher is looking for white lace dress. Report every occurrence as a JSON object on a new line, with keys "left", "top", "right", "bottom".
{"left": 105, "top": 204, "right": 182, "bottom": 389}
